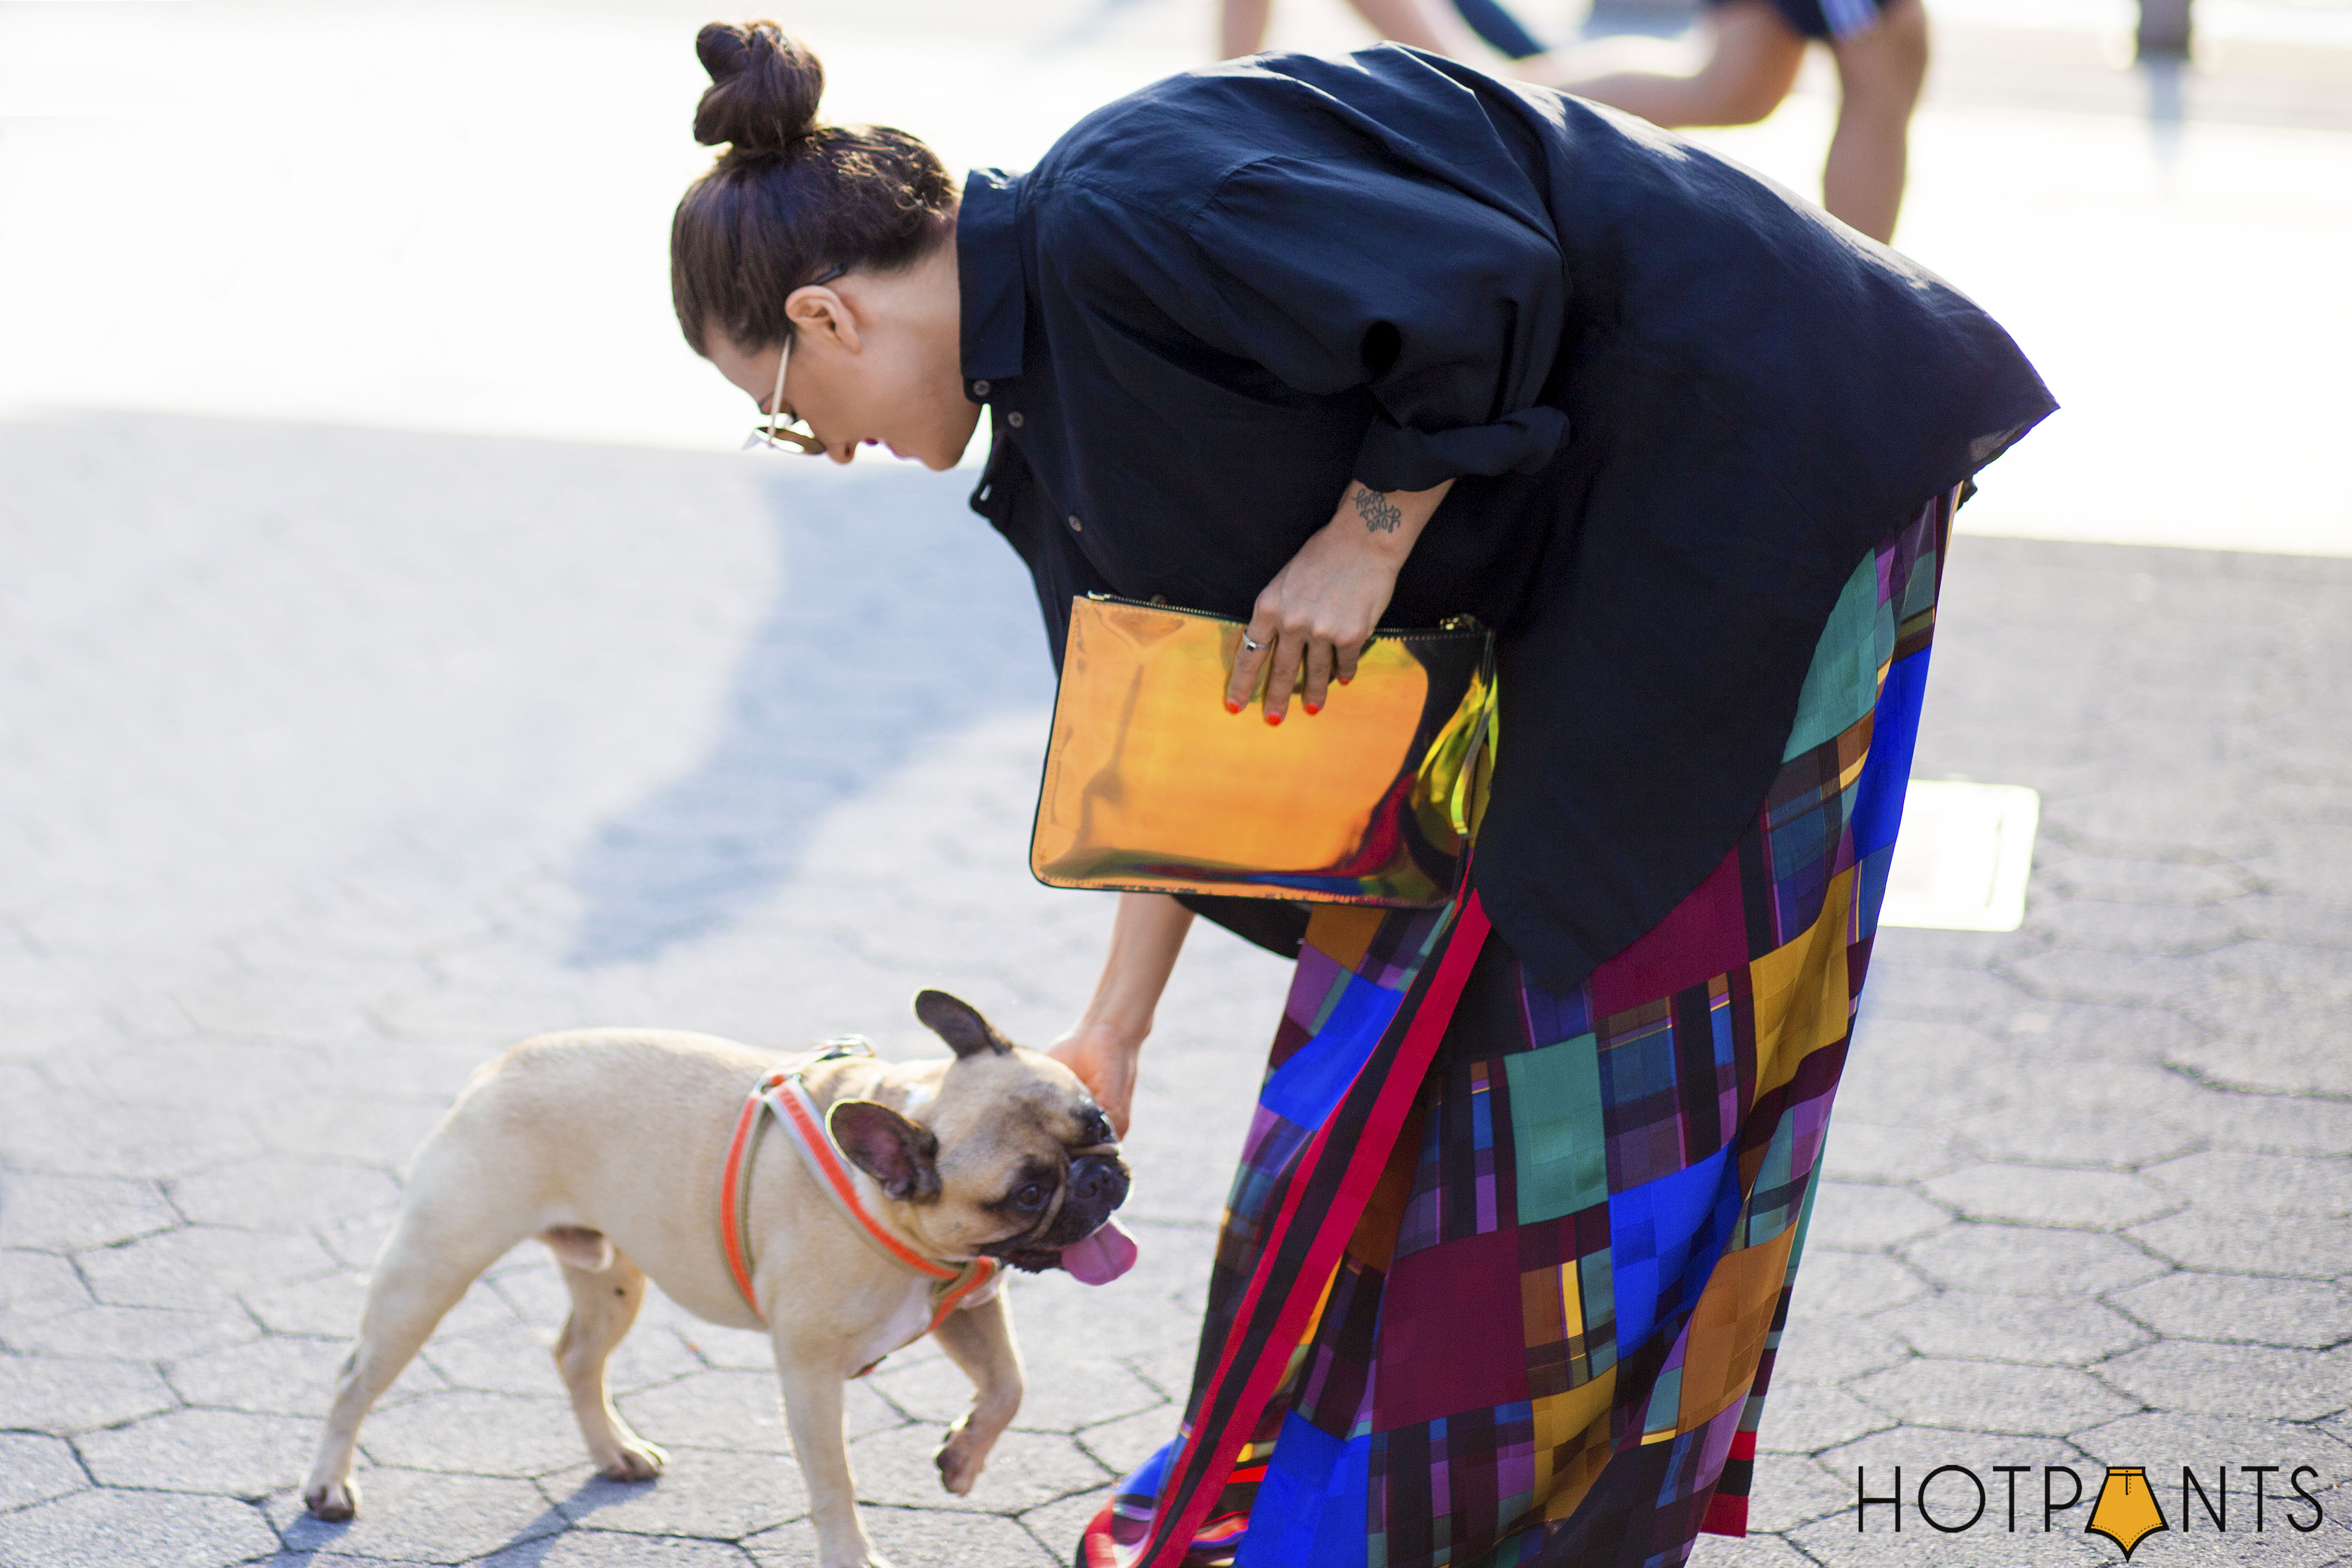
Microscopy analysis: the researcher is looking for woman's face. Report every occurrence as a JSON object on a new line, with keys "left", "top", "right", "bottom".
{"left": 705, "top": 253, "right": 979, "bottom": 471}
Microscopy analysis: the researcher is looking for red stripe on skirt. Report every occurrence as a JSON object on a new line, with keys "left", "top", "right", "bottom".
{"left": 1703, "top": 1493, "right": 1749, "bottom": 1536}
{"left": 1140, "top": 893, "right": 1495, "bottom": 1568}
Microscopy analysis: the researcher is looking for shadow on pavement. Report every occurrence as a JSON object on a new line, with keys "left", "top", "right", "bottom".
{"left": 564, "top": 462, "right": 1055, "bottom": 966}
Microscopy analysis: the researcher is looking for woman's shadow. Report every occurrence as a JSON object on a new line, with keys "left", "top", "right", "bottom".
{"left": 564, "top": 465, "right": 1053, "bottom": 967}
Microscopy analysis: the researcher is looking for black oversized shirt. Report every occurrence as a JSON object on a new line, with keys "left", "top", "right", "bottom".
{"left": 961, "top": 46, "right": 2053, "bottom": 991}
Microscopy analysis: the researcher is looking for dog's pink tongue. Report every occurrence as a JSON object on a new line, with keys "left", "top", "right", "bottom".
{"left": 1058, "top": 1217, "right": 1139, "bottom": 1286}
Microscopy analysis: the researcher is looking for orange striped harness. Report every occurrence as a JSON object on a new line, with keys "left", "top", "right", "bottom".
{"left": 718, "top": 1042, "right": 998, "bottom": 1375}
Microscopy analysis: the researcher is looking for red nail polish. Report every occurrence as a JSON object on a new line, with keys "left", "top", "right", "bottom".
{"left": 1303, "top": 701, "right": 1321, "bottom": 715}
{"left": 1225, "top": 698, "right": 1242, "bottom": 715}
{"left": 1338, "top": 676, "right": 1352, "bottom": 686}
{"left": 1265, "top": 710, "right": 1283, "bottom": 726}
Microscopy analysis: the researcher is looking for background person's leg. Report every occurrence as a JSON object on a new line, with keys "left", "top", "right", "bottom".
{"left": 1452, "top": 0, "right": 1550, "bottom": 59}
{"left": 1220, "top": 0, "right": 1273, "bottom": 57}
{"left": 1822, "top": 0, "right": 1929, "bottom": 242}
{"left": 1221, "top": 0, "right": 1485, "bottom": 59}
{"left": 1541, "top": 0, "right": 1805, "bottom": 129}
{"left": 1349, "top": 0, "right": 1495, "bottom": 57}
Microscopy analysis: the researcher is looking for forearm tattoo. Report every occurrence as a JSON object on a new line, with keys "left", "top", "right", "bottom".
{"left": 1354, "top": 487, "right": 1403, "bottom": 535}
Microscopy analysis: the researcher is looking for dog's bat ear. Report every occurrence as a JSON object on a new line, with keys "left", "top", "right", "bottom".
{"left": 827, "top": 1100, "right": 940, "bottom": 1202}
{"left": 913, "top": 989, "right": 1014, "bottom": 1059}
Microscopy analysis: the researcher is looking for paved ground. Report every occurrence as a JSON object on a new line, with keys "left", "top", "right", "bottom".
{"left": 2, "top": 416, "right": 2349, "bottom": 1566}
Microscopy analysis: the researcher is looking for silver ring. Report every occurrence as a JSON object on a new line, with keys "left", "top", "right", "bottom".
{"left": 1241, "top": 633, "right": 1267, "bottom": 652}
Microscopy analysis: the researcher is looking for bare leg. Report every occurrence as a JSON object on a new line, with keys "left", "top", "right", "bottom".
{"left": 928, "top": 1290, "right": 1023, "bottom": 1496}
{"left": 1219, "top": 0, "right": 1271, "bottom": 57}
{"left": 1539, "top": 0, "right": 1805, "bottom": 126}
{"left": 1047, "top": 891, "right": 1194, "bottom": 1139}
{"left": 774, "top": 1340, "right": 883, "bottom": 1568}
{"left": 550, "top": 1241, "right": 668, "bottom": 1482}
{"left": 302, "top": 1210, "right": 514, "bottom": 1519}
{"left": 1822, "top": 0, "right": 1928, "bottom": 242}
{"left": 1222, "top": 0, "right": 1485, "bottom": 59}
{"left": 1349, "top": 0, "right": 1493, "bottom": 56}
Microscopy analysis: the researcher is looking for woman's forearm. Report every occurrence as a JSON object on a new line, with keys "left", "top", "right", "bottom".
{"left": 1227, "top": 477, "right": 1454, "bottom": 720}
{"left": 1050, "top": 892, "right": 1193, "bottom": 1132}
{"left": 1078, "top": 892, "right": 1195, "bottom": 1044}
{"left": 1346, "top": 478, "right": 1450, "bottom": 568}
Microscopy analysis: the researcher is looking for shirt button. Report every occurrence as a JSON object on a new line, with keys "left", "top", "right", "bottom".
{"left": 1007, "top": 411, "right": 1025, "bottom": 428}
{"left": 1068, "top": 514, "right": 1084, "bottom": 533}
{"left": 972, "top": 380, "right": 991, "bottom": 396}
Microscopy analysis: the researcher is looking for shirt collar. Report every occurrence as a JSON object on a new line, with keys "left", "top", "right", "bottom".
{"left": 956, "top": 168, "right": 1027, "bottom": 389}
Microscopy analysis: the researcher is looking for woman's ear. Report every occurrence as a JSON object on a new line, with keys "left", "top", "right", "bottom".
{"left": 785, "top": 283, "right": 861, "bottom": 355}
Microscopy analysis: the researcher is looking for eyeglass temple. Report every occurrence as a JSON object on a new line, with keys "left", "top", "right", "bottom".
{"left": 766, "top": 336, "right": 791, "bottom": 435}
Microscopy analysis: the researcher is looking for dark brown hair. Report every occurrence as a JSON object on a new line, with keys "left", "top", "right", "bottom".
{"left": 670, "top": 22, "right": 955, "bottom": 357}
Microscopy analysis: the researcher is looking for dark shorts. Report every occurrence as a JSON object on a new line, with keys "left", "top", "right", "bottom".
{"left": 1709, "top": 0, "right": 1888, "bottom": 40}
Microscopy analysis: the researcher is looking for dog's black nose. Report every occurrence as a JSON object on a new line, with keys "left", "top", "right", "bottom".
{"left": 1067, "top": 1154, "right": 1130, "bottom": 1215}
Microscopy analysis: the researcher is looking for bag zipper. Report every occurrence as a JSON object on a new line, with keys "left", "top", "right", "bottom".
{"left": 1084, "top": 592, "right": 1484, "bottom": 639}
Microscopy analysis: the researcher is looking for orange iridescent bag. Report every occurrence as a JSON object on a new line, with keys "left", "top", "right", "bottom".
{"left": 1029, "top": 594, "right": 1498, "bottom": 907}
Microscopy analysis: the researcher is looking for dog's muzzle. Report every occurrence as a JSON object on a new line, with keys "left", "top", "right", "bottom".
{"left": 990, "top": 1151, "right": 1135, "bottom": 1281}
{"left": 1062, "top": 1153, "right": 1130, "bottom": 1236}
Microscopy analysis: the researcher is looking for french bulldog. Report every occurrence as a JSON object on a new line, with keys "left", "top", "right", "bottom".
{"left": 301, "top": 990, "right": 1136, "bottom": 1568}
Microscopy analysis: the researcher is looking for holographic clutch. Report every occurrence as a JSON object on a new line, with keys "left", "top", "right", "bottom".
{"left": 1030, "top": 594, "right": 1497, "bottom": 907}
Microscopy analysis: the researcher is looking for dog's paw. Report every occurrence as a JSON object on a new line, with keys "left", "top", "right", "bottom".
{"left": 303, "top": 1477, "right": 360, "bottom": 1522}
{"left": 934, "top": 1417, "right": 993, "bottom": 1497}
{"left": 597, "top": 1437, "right": 669, "bottom": 1482}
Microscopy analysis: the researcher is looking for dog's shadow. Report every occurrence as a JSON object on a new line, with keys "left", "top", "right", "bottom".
{"left": 499, "top": 1473, "right": 670, "bottom": 1562}
{"left": 274, "top": 1473, "right": 655, "bottom": 1563}
{"left": 564, "top": 463, "right": 1053, "bottom": 967}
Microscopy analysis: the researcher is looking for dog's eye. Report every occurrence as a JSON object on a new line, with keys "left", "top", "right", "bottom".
{"left": 1013, "top": 1182, "right": 1050, "bottom": 1211}
{"left": 1081, "top": 1112, "right": 1114, "bottom": 1145}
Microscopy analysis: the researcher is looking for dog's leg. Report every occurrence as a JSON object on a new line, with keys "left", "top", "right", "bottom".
{"left": 549, "top": 1240, "right": 668, "bottom": 1482}
{"left": 927, "top": 1288, "right": 1023, "bottom": 1496}
{"left": 302, "top": 1205, "right": 511, "bottom": 1521}
{"left": 772, "top": 1337, "right": 887, "bottom": 1568}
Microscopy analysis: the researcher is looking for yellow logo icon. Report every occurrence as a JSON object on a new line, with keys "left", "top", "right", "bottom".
{"left": 2087, "top": 1467, "right": 2170, "bottom": 1560}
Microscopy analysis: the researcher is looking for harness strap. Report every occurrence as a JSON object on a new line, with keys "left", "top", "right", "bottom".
{"left": 717, "top": 1042, "right": 998, "bottom": 1372}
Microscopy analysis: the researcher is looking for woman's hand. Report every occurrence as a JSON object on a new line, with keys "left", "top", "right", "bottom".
{"left": 1045, "top": 1021, "right": 1145, "bottom": 1139}
{"left": 1226, "top": 479, "right": 1453, "bottom": 722}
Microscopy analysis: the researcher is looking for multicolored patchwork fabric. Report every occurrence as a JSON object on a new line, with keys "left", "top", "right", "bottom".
{"left": 1081, "top": 491, "right": 1956, "bottom": 1568}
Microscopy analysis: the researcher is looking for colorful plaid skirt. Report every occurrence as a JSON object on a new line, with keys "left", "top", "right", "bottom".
{"left": 1081, "top": 491, "right": 1955, "bottom": 1568}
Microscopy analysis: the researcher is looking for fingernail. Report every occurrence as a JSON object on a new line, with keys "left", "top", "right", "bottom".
{"left": 1265, "top": 710, "right": 1283, "bottom": 726}
{"left": 1225, "top": 698, "right": 1242, "bottom": 715}
{"left": 1338, "top": 676, "right": 1352, "bottom": 686}
{"left": 1303, "top": 701, "right": 1321, "bottom": 716}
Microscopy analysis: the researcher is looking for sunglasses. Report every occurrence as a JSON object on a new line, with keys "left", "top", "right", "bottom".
{"left": 742, "top": 265, "right": 846, "bottom": 458}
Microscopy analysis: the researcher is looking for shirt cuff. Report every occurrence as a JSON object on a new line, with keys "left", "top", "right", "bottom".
{"left": 1353, "top": 407, "right": 1571, "bottom": 492}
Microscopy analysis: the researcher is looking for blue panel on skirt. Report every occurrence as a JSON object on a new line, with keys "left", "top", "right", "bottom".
{"left": 1855, "top": 840, "right": 1897, "bottom": 940}
{"left": 1123, "top": 1436, "right": 1178, "bottom": 1509}
{"left": 1237, "top": 1412, "right": 1370, "bottom": 1568}
{"left": 1851, "top": 649, "right": 1931, "bottom": 859}
{"left": 1609, "top": 1145, "right": 1733, "bottom": 1352}
{"left": 1260, "top": 975, "right": 1403, "bottom": 1129}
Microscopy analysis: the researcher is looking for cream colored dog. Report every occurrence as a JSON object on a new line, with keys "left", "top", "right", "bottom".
{"left": 301, "top": 990, "right": 1136, "bottom": 1568}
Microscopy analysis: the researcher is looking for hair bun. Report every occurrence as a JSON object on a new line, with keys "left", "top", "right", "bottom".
{"left": 693, "top": 21, "right": 824, "bottom": 154}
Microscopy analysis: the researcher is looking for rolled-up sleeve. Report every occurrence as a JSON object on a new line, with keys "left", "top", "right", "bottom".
{"left": 1204, "top": 156, "right": 1571, "bottom": 490}
{"left": 1185, "top": 156, "right": 1570, "bottom": 490}
{"left": 1045, "top": 152, "right": 1572, "bottom": 495}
